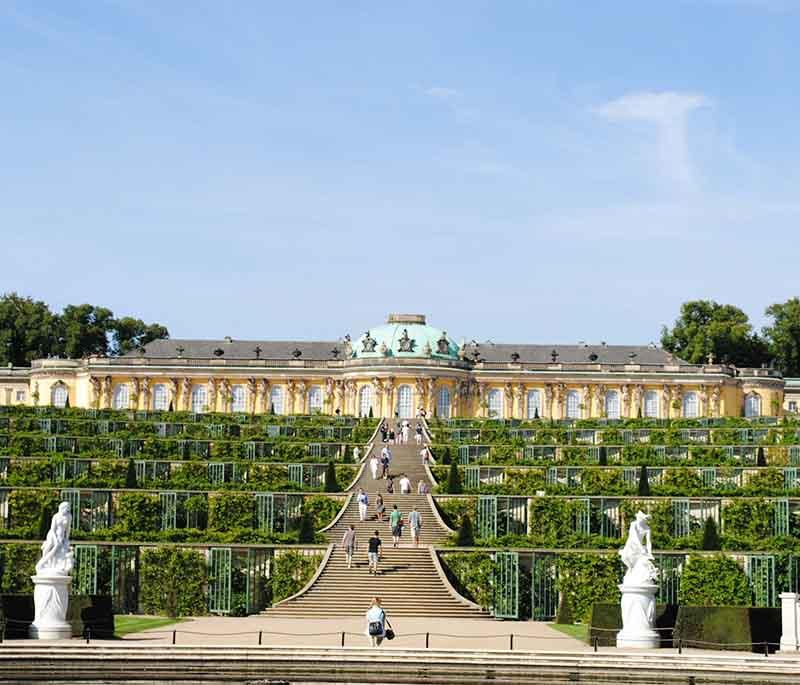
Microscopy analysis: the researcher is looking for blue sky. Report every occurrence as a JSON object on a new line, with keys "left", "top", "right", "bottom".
{"left": 2, "top": 1, "right": 799, "bottom": 346}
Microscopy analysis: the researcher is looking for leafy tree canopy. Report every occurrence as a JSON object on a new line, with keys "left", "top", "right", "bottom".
{"left": 0, "top": 292, "right": 169, "bottom": 365}
{"left": 661, "top": 300, "right": 769, "bottom": 368}
{"left": 763, "top": 297, "right": 800, "bottom": 377}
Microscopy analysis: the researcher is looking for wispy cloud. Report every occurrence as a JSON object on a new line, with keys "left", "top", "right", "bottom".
{"left": 593, "top": 91, "right": 711, "bottom": 188}
{"left": 424, "top": 86, "right": 461, "bottom": 100}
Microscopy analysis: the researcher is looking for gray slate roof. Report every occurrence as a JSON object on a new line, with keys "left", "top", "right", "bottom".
{"left": 132, "top": 338, "right": 684, "bottom": 365}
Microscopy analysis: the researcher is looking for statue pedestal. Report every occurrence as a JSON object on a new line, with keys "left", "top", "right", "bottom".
{"left": 616, "top": 583, "right": 659, "bottom": 649}
{"left": 29, "top": 574, "right": 72, "bottom": 640}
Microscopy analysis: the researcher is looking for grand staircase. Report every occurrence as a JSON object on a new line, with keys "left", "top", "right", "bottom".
{"left": 265, "top": 421, "right": 487, "bottom": 619}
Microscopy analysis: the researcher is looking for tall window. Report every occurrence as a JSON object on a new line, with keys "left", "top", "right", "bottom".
{"left": 487, "top": 389, "right": 503, "bottom": 418}
{"left": 308, "top": 386, "right": 323, "bottom": 413}
{"left": 744, "top": 393, "right": 762, "bottom": 418}
{"left": 152, "top": 384, "right": 168, "bottom": 411}
{"left": 789, "top": 401, "right": 798, "bottom": 413}
{"left": 566, "top": 390, "right": 580, "bottom": 419}
{"left": 269, "top": 386, "right": 284, "bottom": 415}
{"left": 191, "top": 385, "right": 207, "bottom": 413}
{"left": 682, "top": 391, "right": 698, "bottom": 418}
{"left": 605, "top": 390, "right": 620, "bottom": 420}
{"left": 397, "top": 385, "right": 412, "bottom": 418}
{"left": 527, "top": 389, "right": 542, "bottom": 419}
{"left": 52, "top": 385, "right": 68, "bottom": 408}
{"left": 437, "top": 387, "right": 451, "bottom": 419}
{"left": 112, "top": 384, "right": 129, "bottom": 410}
{"left": 644, "top": 390, "right": 659, "bottom": 418}
{"left": 358, "top": 385, "right": 373, "bottom": 417}
{"left": 231, "top": 385, "right": 246, "bottom": 413}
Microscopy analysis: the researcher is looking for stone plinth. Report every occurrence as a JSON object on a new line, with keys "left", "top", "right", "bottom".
{"left": 29, "top": 574, "right": 72, "bottom": 640}
{"left": 779, "top": 592, "right": 799, "bottom": 652}
{"left": 616, "top": 583, "right": 659, "bottom": 649}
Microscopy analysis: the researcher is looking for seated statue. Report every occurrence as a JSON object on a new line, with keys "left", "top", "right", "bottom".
{"left": 35, "top": 502, "right": 74, "bottom": 576}
{"left": 619, "top": 511, "right": 658, "bottom": 586}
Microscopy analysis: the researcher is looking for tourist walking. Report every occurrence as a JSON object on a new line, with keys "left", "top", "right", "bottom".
{"left": 415, "top": 423, "right": 423, "bottom": 445}
{"left": 388, "top": 428, "right": 396, "bottom": 444}
{"left": 341, "top": 524, "right": 357, "bottom": 569}
{"left": 417, "top": 479, "right": 428, "bottom": 495}
{"left": 367, "top": 531, "right": 382, "bottom": 575}
{"left": 390, "top": 505, "right": 403, "bottom": 547}
{"left": 409, "top": 507, "right": 422, "bottom": 548}
{"left": 399, "top": 474, "right": 411, "bottom": 494}
{"left": 386, "top": 476, "right": 394, "bottom": 494}
{"left": 375, "top": 494, "right": 385, "bottom": 522}
{"left": 380, "top": 422, "right": 388, "bottom": 443}
{"left": 366, "top": 597, "right": 390, "bottom": 647}
{"left": 357, "top": 488, "right": 369, "bottom": 521}
{"left": 401, "top": 422, "right": 410, "bottom": 444}
{"left": 369, "top": 454, "right": 379, "bottom": 480}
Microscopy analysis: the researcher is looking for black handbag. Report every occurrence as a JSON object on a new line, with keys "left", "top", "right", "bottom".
{"left": 384, "top": 628, "right": 395, "bottom": 640}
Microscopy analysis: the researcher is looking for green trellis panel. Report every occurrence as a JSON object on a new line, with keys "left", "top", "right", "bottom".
{"left": 672, "top": 499, "right": 690, "bottom": 538}
{"left": 477, "top": 496, "right": 497, "bottom": 539}
{"left": 208, "top": 463, "right": 225, "bottom": 485}
{"left": 110, "top": 545, "right": 138, "bottom": 613}
{"left": 283, "top": 494, "right": 304, "bottom": 531}
{"left": 208, "top": 547, "right": 232, "bottom": 614}
{"left": 464, "top": 466, "right": 480, "bottom": 490}
{"left": 573, "top": 498, "right": 591, "bottom": 535}
{"left": 493, "top": 551, "right": 519, "bottom": 619}
{"left": 746, "top": 555, "right": 776, "bottom": 607}
{"left": 785, "top": 468, "right": 799, "bottom": 491}
{"left": 773, "top": 499, "right": 790, "bottom": 537}
{"left": 309, "top": 465, "right": 326, "bottom": 489}
{"left": 790, "top": 447, "right": 800, "bottom": 466}
{"left": 599, "top": 499, "right": 622, "bottom": 539}
{"left": 498, "top": 497, "right": 527, "bottom": 536}
{"left": 73, "top": 544, "right": 98, "bottom": 595}
{"left": 655, "top": 554, "right": 683, "bottom": 604}
{"left": 60, "top": 489, "right": 81, "bottom": 528}
{"left": 288, "top": 464, "right": 304, "bottom": 487}
{"left": 160, "top": 492, "right": 178, "bottom": 530}
{"left": 89, "top": 491, "right": 110, "bottom": 531}
{"left": 255, "top": 493, "right": 274, "bottom": 532}
{"left": 308, "top": 443, "right": 322, "bottom": 459}
{"left": 701, "top": 468, "right": 717, "bottom": 488}
{"left": 246, "top": 548, "right": 271, "bottom": 614}
{"left": 531, "top": 553, "right": 558, "bottom": 620}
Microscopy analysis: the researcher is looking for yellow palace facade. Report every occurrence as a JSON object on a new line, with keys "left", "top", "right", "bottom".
{"left": 0, "top": 314, "right": 785, "bottom": 419}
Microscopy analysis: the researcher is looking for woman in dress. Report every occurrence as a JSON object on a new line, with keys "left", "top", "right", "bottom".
{"left": 375, "top": 493, "right": 385, "bottom": 522}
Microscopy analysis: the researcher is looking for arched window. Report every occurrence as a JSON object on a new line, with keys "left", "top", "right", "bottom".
{"left": 644, "top": 390, "right": 659, "bottom": 418}
{"left": 191, "top": 385, "right": 207, "bottom": 414}
{"left": 270, "top": 386, "right": 284, "bottom": 415}
{"left": 682, "top": 391, "right": 698, "bottom": 418}
{"left": 745, "top": 393, "right": 762, "bottom": 418}
{"left": 112, "top": 384, "right": 129, "bottom": 411}
{"left": 527, "top": 389, "right": 542, "bottom": 419}
{"left": 437, "top": 387, "right": 451, "bottom": 419}
{"left": 566, "top": 390, "right": 580, "bottom": 419}
{"left": 51, "top": 385, "right": 68, "bottom": 409}
{"left": 308, "top": 386, "right": 323, "bottom": 413}
{"left": 605, "top": 390, "right": 620, "bottom": 420}
{"left": 397, "top": 385, "right": 412, "bottom": 418}
{"left": 487, "top": 389, "right": 503, "bottom": 418}
{"left": 358, "top": 385, "right": 373, "bottom": 417}
{"left": 152, "top": 384, "right": 168, "bottom": 411}
{"left": 231, "top": 385, "right": 246, "bottom": 413}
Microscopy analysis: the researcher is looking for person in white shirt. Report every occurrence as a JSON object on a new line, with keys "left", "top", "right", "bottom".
{"left": 399, "top": 474, "right": 411, "bottom": 494}
{"left": 353, "top": 446, "right": 361, "bottom": 462}
{"left": 401, "top": 424, "right": 410, "bottom": 444}
{"left": 369, "top": 454, "right": 379, "bottom": 480}
{"left": 357, "top": 488, "right": 369, "bottom": 521}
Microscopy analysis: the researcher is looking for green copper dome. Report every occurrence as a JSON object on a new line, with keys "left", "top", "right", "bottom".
{"left": 352, "top": 314, "right": 459, "bottom": 359}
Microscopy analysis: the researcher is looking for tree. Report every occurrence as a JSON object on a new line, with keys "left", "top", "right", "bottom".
{"left": 125, "top": 458, "right": 137, "bottom": 489}
{"left": 441, "top": 446, "right": 451, "bottom": 465}
{"left": 323, "top": 461, "right": 340, "bottom": 493}
{"left": 637, "top": 465, "right": 650, "bottom": 496}
{"left": 298, "top": 512, "right": 316, "bottom": 543}
{"left": 58, "top": 304, "right": 115, "bottom": 358}
{"left": 763, "top": 298, "right": 800, "bottom": 376}
{"left": 661, "top": 300, "right": 769, "bottom": 368}
{"left": 701, "top": 516, "right": 721, "bottom": 551}
{"left": 0, "top": 293, "right": 59, "bottom": 366}
{"left": 456, "top": 515, "right": 475, "bottom": 546}
{"left": 38, "top": 505, "right": 53, "bottom": 540}
{"left": 598, "top": 446, "right": 607, "bottom": 467}
{"left": 111, "top": 317, "right": 169, "bottom": 356}
{"left": 556, "top": 592, "right": 575, "bottom": 625}
{"left": 447, "top": 461, "right": 462, "bottom": 494}
{"left": 757, "top": 446, "right": 766, "bottom": 467}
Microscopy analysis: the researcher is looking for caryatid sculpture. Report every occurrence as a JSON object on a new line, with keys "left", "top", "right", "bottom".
{"left": 30, "top": 502, "right": 75, "bottom": 639}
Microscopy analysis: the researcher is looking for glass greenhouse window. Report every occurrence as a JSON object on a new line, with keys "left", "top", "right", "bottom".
{"left": 437, "top": 387, "right": 451, "bottom": 419}
{"left": 566, "top": 390, "right": 580, "bottom": 419}
{"left": 358, "top": 385, "right": 373, "bottom": 417}
{"left": 682, "top": 391, "right": 698, "bottom": 418}
{"left": 112, "top": 384, "right": 129, "bottom": 411}
{"left": 745, "top": 393, "right": 762, "bottom": 418}
{"left": 269, "top": 386, "right": 284, "bottom": 415}
{"left": 52, "top": 385, "right": 68, "bottom": 408}
{"left": 644, "top": 390, "right": 659, "bottom": 418}
{"left": 487, "top": 389, "right": 504, "bottom": 418}
{"left": 397, "top": 385, "right": 412, "bottom": 418}
{"left": 527, "top": 389, "right": 542, "bottom": 419}
{"left": 231, "top": 385, "right": 246, "bottom": 413}
{"left": 308, "top": 386, "right": 323, "bottom": 413}
{"left": 605, "top": 390, "right": 620, "bottom": 419}
{"left": 152, "top": 384, "right": 168, "bottom": 411}
{"left": 191, "top": 385, "right": 208, "bottom": 414}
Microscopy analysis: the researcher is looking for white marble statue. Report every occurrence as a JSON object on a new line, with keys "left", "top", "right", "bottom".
{"left": 616, "top": 511, "right": 660, "bottom": 648}
{"left": 619, "top": 511, "right": 658, "bottom": 585}
{"left": 30, "top": 501, "right": 74, "bottom": 639}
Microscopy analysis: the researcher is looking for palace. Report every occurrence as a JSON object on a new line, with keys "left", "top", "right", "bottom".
{"left": 0, "top": 313, "right": 786, "bottom": 419}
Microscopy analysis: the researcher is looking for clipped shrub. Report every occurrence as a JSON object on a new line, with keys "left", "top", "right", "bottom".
{"left": 125, "top": 458, "right": 137, "bottom": 488}
{"left": 272, "top": 550, "right": 322, "bottom": 603}
{"left": 297, "top": 512, "right": 315, "bottom": 543}
{"left": 589, "top": 602, "right": 677, "bottom": 647}
{"left": 208, "top": 493, "right": 253, "bottom": 532}
{"left": 0, "top": 544, "right": 39, "bottom": 594}
{"left": 324, "top": 461, "right": 340, "bottom": 493}
{"left": 555, "top": 592, "right": 574, "bottom": 625}
{"left": 557, "top": 553, "right": 622, "bottom": 622}
{"left": 701, "top": 517, "right": 721, "bottom": 551}
{"left": 139, "top": 547, "right": 207, "bottom": 617}
{"left": 116, "top": 492, "right": 160, "bottom": 533}
{"left": 456, "top": 514, "right": 475, "bottom": 547}
{"left": 438, "top": 551, "right": 494, "bottom": 608}
{"left": 447, "top": 461, "right": 462, "bottom": 494}
{"left": 673, "top": 606, "right": 780, "bottom": 652}
{"left": 757, "top": 446, "right": 766, "bottom": 467}
{"left": 303, "top": 494, "right": 341, "bottom": 530}
{"left": 598, "top": 445, "right": 607, "bottom": 467}
{"left": 679, "top": 554, "right": 751, "bottom": 607}
{"left": 637, "top": 465, "right": 650, "bottom": 496}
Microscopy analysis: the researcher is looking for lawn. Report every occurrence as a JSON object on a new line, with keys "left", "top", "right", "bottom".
{"left": 549, "top": 623, "right": 589, "bottom": 642}
{"left": 115, "top": 615, "right": 186, "bottom": 637}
